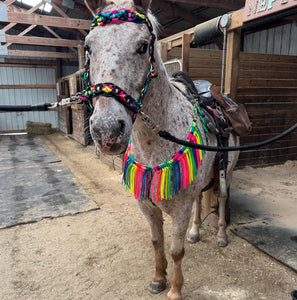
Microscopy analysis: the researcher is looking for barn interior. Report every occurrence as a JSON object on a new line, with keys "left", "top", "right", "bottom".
{"left": 0, "top": 0, "right": 297, "bottom": 285}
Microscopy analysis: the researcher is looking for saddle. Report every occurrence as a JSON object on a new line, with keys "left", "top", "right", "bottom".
{"left": 170, "top": 71, "right": 252, "bottom": 198}
{"left": 170, "top": 71, "right": 252, "bottom": 137}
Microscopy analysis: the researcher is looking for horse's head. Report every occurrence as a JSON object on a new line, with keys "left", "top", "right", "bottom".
{"left": 84, "top": 0, "right": 154, "bottom": 154}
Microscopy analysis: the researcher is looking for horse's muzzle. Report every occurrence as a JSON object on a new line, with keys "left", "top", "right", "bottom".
{"left": 89, "top": 113, "right": 128, "bottom": 154}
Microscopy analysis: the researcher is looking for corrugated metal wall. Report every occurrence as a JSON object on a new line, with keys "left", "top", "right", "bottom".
{"left": 198, "top": 23, "right": 297, "bottom": 55}
{"left": 244, "top": 23, "right": 297, "bottom": 55}
{"left": 0, "top": 66, "right": 58, "bottom": 132}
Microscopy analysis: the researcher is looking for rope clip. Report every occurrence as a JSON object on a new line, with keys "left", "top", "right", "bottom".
{"left": 139, "top": 110, "right": 160, "bottom": 134}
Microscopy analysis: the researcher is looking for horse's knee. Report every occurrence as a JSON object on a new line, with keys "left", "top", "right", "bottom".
{"left": 171, "top": 248, "right": 185, "bottom": 263}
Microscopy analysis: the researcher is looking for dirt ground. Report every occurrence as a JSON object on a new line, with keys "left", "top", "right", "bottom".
{"left": 0, "top": 132, "right": 296, "bottom": 300}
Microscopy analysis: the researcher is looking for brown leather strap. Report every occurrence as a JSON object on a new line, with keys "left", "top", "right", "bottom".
{"left": 209, "top": 84, "right": 230, "bottom": 110}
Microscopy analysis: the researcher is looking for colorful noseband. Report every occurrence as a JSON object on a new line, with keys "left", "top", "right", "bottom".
{"left": 80, "top": 8, "right": 157, "bottom": 113}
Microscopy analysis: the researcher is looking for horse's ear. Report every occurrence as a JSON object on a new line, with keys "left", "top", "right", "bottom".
{"left": 84, "top": 0, "right": 106, "bottom": 17}
{"left": 133, "top": 0, "right": 151, "bottom": 13}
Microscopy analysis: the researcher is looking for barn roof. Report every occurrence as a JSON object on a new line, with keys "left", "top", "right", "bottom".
{"left": 0, "top": 0, "right": 245, "bottom": 59}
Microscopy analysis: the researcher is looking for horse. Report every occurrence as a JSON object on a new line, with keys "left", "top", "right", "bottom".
{"left": 83, "top": 1, "right": 239, "bottom": 299}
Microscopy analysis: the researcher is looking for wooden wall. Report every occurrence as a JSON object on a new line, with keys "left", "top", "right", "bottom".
{"left": 236, "top": 52, "right": 297, "bottom": 167}
{"left": 166, "top": 48, "right": 297, "bottom": 167}
{"left": 167, "top": 48, "right": 222, "bottom": 86}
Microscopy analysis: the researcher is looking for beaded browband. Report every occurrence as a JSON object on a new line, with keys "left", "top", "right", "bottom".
{"left": 80, "top": 8, "right": 157, "bottom": 113}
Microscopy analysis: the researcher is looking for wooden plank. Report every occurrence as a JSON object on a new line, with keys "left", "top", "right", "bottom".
{"left": 0, "top": 64, "right": 54, "bottom": 68}
{"left": 237, "top": 87, "right": 297, "bottom": 96}
{"left": 77, "top": 42, "right": 85, "bottom": 71}
{"left": 237, "top": 152, "right": 297, "bottom": 168}
{"left": 158, "top": 27, "right": 194, "bottom": 48}
{"left": 224, "top": 29, "right": 241, "bottom": 98}
{"left": 239, "top": 52, "right": 297, "bottom": 63}
{"left": 245, "top": 103, "right": 297, "bottom": 116}
{"left": 0, "top": 84, "right": 55, "bottom": 89}
{"left": 42, "top": 25, "right": 77, "bottom": 53}
{"left": 239, "top": 147, "right": 297, "bottom": 162}
{"left": 167, "top": 48, "right": 222, "bottom": 61}
{"left": 237, "top": 78, "right": 297, "bottom": 88}
{"left": 227, "top": 9, "right": 244, "bottom": 31}
{"left": 189, "top": 59, "right": 222, "bottom": 68}
{"left": 181, "top": 33, "right": 192, "bottom": 74}
{"left": 240, "top": 61, "right": 297, "bottom": 73}
{"left": 238, "top": 69, "right": 297, "bottom": 79}
{"left": 4, "top": 12, "right": 91, "bottom": 30}
{"left": 189, "top": 68, "right": 223, "bottom": 78}
{"left": 189, "top": 49, "right": 222, "bottom": 59}
{"left": 1, "top": 57, "right": 56, "bottom": 65}
{"left": 237, "top": 95, "right": 297, "bottom": 103}
{"left": 69, "top": 74, "right": 77, "bottom": 96}
{"left": 2, "top": 1, "right": 45, "bottom": 32}
{"left": 7, "top": 50, "right": 77, "bottom": 59}
{"left": 5, "top": 35, "right": 81, "bottom": 48}
{"left": 167, "top": 48, "right": 182, "bottom": 59}
{"left": 240, "top": 131, "right": 297, "bottom": 144}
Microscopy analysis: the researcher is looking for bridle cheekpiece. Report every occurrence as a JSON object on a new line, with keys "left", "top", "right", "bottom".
{"left": 80, "top": 8, "right": 157, "bottom": 115}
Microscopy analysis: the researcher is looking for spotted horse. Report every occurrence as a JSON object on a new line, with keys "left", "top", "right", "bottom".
{"left": 82, "top": 1, "right": 239, "bottom": 299}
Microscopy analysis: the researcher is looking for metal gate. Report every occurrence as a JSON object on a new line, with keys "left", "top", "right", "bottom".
{"left": 0, "top": 66, "right": 58, "bottom": 132}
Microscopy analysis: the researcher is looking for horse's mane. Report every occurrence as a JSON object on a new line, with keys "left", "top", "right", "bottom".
{"left": 148, "top": 10, "right": 160, "bottom": 39}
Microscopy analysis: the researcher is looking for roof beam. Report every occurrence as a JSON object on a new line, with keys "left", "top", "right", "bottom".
{"left": 1, "top": 1, "right": 45, "bottom": 32}
{"left": 5, "top": 35, "right": 80, "bottom": 48}
{"left": 8, "top": 49, "right": 77, "bottom": 59}
{"left": 152, "top": 0, "right": 207, "bottom": 25}
{"left": 1, "top": 11, "right": 91, "bottom": 30}
{"left": 164, "top": 0, "right": 245, "bottom": 11}
{"left": 51, "top": 0, "right": 91, "bottom": 17}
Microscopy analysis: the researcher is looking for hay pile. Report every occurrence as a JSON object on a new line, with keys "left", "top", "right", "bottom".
{"left": 26, "top": 121, "right": 53, "bottom": 135}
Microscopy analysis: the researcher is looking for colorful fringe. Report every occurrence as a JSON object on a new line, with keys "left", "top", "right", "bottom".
{"left": 122, "top": 122, "right": 205, "bottom": 202}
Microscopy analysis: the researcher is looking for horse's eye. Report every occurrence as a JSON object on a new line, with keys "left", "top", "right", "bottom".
{"left": 137, "top": 41, "right": 149, "bottom": 55}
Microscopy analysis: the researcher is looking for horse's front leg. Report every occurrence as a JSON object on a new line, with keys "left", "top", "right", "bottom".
{"left": 138, "top": 200, "right": 168, "bottom": 294}
{"left": 167, "top": 203, "right": 192, "bottom": 300}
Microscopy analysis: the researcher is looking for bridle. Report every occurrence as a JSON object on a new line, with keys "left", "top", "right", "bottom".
{"left": 80, "top": 8, "right": 157, "bottom": 117}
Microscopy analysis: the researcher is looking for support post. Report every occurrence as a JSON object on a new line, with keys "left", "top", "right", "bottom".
{"left": 181, "top": 33, "right": 192, "bottom": 75}
{"left": 78, "top": 41, "right": 85, "bottom": 71}
{"left": 224, "top": 29, "right": 241, "bottom": 100}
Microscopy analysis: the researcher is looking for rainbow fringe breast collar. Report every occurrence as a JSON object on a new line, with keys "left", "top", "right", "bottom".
{"left": 123, "top": 102, "right": 209, "bottom": 203}
{"left": 81, "top": 8, "right": 208, "bottom": 202}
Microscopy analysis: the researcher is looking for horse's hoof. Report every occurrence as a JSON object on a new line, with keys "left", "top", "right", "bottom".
{"left": 217, "top": 237, "right": 228, "bottom": 247}
{"left": 187, "top": 234, "right": 199, "bottom": 244}
{"left": 148, "top": 281, "right": 167, "bottom": 294}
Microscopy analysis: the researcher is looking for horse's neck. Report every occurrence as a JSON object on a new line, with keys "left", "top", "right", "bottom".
{"left": 130, "top": 52, "right": 194, "bottom": 166}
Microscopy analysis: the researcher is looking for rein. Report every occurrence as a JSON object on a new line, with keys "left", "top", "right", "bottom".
{"left": 80, "top": 8, "right": 157, "bottom": 115}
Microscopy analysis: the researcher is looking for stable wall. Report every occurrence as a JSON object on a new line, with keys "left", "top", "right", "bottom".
{"left": 166, "top": 47, "right": 297, "bottom": 167}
